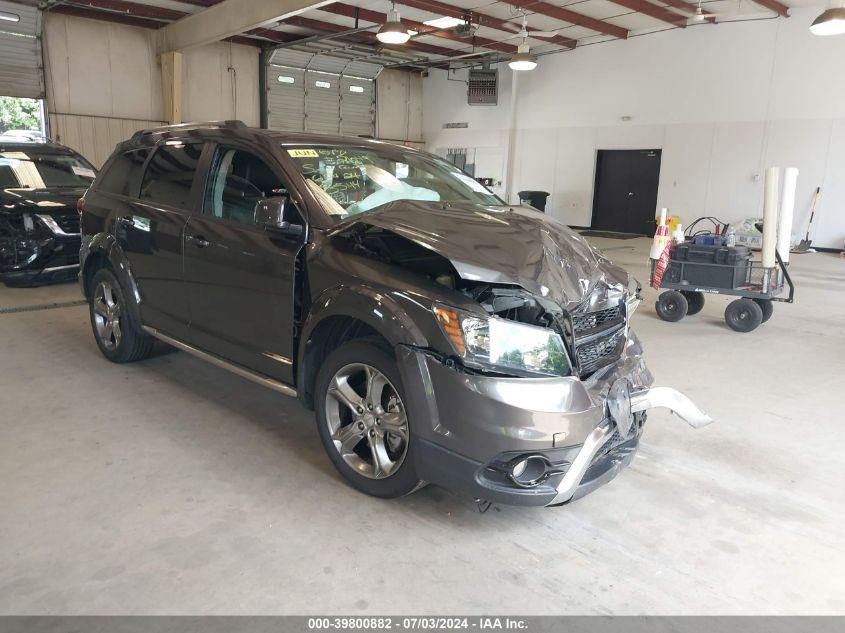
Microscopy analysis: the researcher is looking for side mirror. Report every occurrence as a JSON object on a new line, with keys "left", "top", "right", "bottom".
{"left": 255, "top": 197, "right": 303, "bottom": 237}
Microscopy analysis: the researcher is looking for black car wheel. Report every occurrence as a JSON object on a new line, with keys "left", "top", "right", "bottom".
{"left": 655, "top": 290, "right": 688, "bottom": 322}
{"left": 753, "top": 298, "right": 774, "bottom": 323}
{"left": 681, "top": 291, "right": 705, "bottom": 316}
{"left": 724, "top": 298, "right": 763, "bottom": 333}
{"left": 89, "top": 268, "right": 154, "bottom": 362}
{"left": 315, "top": 338, "right": 424, "bottom": 498}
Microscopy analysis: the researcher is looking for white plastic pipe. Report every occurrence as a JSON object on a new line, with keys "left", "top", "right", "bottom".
{"left": 762, "top": 167, "right": 780, "bottom": 269}
{"left": 778, "top": 167, "right": 798, "bottom": 264}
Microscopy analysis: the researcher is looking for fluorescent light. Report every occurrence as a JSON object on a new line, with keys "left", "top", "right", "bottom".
{"left": 809, "top": 7, "right": 845, "bottom": 36}
{"left": 508, "top": 44, "right": 537, "bottom": 71}
{"left": 423, "top": 16, "right": 464, "bottom": 29}
{"left": 377, "top": 9, "right": 410, "bottom": 44}
{"left": 0, "top": 11, "right": 20, "bottom": 22}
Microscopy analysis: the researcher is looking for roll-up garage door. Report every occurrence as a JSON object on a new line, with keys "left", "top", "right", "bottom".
{"left": 266, "top": 50, "right": 379, "bottom": 137}
{"left": 305, "top": 70, "right": 340, "bottom": 135}
{"left": 268, "top": 66, "right": 305, "bottom": 131}
{"left": 340, "top": 76, "right": 374, "bottom": 137}
{"left": 0, "top": 0, "right": 44, "bottom": 98}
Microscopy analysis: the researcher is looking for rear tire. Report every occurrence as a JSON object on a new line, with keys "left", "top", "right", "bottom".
{"left": 88, "top": 268, "right": 154, "bottom": 362}
{"left": 681, "top": 291, "right": 705, "bottom": 316}
{"left": 724, "top": 298, "right": 763, "bottom": 333}
{"left": 314, "top": 338, "right": 423, "bottom": 499}
{"left": 753, "top": 299, "right": 774, "bottom": 323}
{"left": 656, "top": 290, "right": 688, "bottom": 322}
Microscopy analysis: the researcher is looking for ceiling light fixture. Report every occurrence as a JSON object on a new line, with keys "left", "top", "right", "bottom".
{"left": 508, "top": 43, "right": 537, "bottom": 71}
{"left": 810, "top": 4, "right": 845, "bottom": 36}
{"left": 377, "top": 3, "right": 410, "bottom": 44}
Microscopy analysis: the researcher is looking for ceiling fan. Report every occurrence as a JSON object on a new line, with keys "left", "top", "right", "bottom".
{"left": 689, "top": 1, "right": 719, "bottom": 23}
{"left": 500, "top": 14, "right": 560, "bottom": 41}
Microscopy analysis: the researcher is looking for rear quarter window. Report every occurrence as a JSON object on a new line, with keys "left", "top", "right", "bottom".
{"left": 96, "top": 148, "right": 150, "bottom": 197}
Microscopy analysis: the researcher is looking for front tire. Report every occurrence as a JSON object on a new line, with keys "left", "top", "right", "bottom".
{"left": 88, "top": 268, "right": 154, "bottom": 362}
{"left": 724, "top": 298, "right": 763, "bottom": 333}
{"left": 314, "top": 338, "right": 423, "bottom": 499}
{"left": 656, "top": 290, "right": 688, "bottom": 322}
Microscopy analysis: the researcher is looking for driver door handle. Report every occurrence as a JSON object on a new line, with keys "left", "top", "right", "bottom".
{"left": 187, "top": 234, "right": 210, "bottom": 248}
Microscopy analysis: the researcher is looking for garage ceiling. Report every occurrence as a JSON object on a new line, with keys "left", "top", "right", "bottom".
{"left": 35, "top": 0, "right": 799, "bottom": 69}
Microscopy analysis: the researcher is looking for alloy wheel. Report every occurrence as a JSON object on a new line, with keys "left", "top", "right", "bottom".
{"left": 324, "top": 363, "right": 409, "bottom": 479}
{"left": 92, "top": 280, "right": 123, "bottom": 351}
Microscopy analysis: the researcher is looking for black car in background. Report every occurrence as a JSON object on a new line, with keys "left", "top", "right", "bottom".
{"left": 0, "top": 140, "right": 96, "bottom": 286}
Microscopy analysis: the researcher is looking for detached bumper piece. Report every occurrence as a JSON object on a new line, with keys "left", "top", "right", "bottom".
{"left": 546, "top": 383, "right": 712, "bottom": 506}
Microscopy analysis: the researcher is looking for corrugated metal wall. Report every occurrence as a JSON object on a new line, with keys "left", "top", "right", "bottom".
{"left": 48, "top": 113, "right": 165, "bottom": 168}
{"left": 0, "top": 0, "right": 44, "bottom": 99}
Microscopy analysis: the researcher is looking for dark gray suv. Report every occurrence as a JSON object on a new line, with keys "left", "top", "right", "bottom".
{"left": 79, "top": 120, "right": 711, "bottom": 507}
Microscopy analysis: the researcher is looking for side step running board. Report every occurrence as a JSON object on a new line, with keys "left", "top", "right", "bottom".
{"left": 141, "top": 326, "right": 297, "bottom": 398}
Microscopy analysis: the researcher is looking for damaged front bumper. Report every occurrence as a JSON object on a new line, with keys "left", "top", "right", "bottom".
{"left": 398, "top": 331, "right": 712, "bottom": 507}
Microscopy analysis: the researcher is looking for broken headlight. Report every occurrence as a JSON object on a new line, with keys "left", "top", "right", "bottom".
{"left": 434, "top": 305, "right": 572, "bottom": 377}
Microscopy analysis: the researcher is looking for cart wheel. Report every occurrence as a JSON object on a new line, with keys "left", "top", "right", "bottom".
{"left": 753, "top": 299, "right": 773, "bottom": 323}
{"left": 681, "top": 291, "right": 705, "bottom": 316}
{"left": 656, "top": 291, "right": 688, "bottom": 322}
{"left": 725, "top": 299, "right": 763, "bottom": 333}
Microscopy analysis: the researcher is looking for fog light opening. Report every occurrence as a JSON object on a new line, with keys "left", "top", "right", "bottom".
{"left": 508, "top": 455, "right": 551, "bottom": 487}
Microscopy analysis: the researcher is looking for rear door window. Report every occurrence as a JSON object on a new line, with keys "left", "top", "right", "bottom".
{"left": 139, "top": 142, "right": 203, "bottom": 210}
{"left": 97, "top": 148, "right": 150, "bottom": 197}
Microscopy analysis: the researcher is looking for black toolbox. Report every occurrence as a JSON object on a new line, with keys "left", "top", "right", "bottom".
{"left": 672, "top": 243, "right": 752, "bottom": 265}
{"left": 666, "top": 243, "right": 752, "bottom": 289}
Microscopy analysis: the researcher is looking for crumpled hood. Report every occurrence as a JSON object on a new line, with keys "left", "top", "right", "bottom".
{"left": 339, "top": 201, "right": 631, "bottom": 309}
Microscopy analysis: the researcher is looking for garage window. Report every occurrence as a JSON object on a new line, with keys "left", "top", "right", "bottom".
{"left": 277, "top": 75, "right": 294, "bottom": 84}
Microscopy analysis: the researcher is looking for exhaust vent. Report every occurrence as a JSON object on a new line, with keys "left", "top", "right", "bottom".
{"left": 467, "top": 69, "right": 498, "bottom": 106}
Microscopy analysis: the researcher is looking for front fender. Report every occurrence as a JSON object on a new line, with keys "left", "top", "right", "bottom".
{"left": 300, "top": 283, "right": 433, "bottom": 351}
{"left": 80, "top": 232, "right": 142, "bottom": 324}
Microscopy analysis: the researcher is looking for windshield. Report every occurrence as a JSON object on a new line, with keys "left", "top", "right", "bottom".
{"left": 0, "top": 150, "right": 96, "bottom": 190}
{"left": 285, "top": 145, "right": 502, "bottom": 221}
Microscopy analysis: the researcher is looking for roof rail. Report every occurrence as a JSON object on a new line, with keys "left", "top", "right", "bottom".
{"left": 129, "top": 120, "right": 247, "bottom": 142}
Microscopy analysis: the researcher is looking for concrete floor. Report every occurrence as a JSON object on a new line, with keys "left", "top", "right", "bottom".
{"left": 1, "top": 238, "right": 843, "bottom": 615}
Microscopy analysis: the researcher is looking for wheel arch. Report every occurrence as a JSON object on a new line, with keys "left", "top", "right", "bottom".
{"left": 81, "top": 233, "right": 142, "bottom": 323}
{"left": 297, "top": 285, "right": 431, "bottom": 409}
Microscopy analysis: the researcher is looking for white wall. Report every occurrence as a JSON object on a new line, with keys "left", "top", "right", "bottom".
{"left": 42, "top": 13, "right": 260, "bottom": 165}
{"left": 423, "top": 8, "right": 845, "bottom": 249}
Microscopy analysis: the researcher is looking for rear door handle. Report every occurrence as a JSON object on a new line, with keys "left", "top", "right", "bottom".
{"left": 187, "top": 234, "right": 210, "bottom": 248}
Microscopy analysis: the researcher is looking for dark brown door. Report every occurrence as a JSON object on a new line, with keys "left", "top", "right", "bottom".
{"left": 182, "top": 144, "right": 304, "bottom": 384}
{"left": 116, "top": 141, "right": 205, "bottom": 340}
{"left": 591, "top": 149, "right": 662, "bottom": 235}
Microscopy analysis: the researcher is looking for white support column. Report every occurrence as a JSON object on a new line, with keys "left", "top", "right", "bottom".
{"left": 158, "top": 0, "right": 332, "bottom": 52}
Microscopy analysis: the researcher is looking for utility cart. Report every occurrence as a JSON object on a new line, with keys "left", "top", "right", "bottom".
{"left": 650, "top": 243, "right": 795, "bottom": 333}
